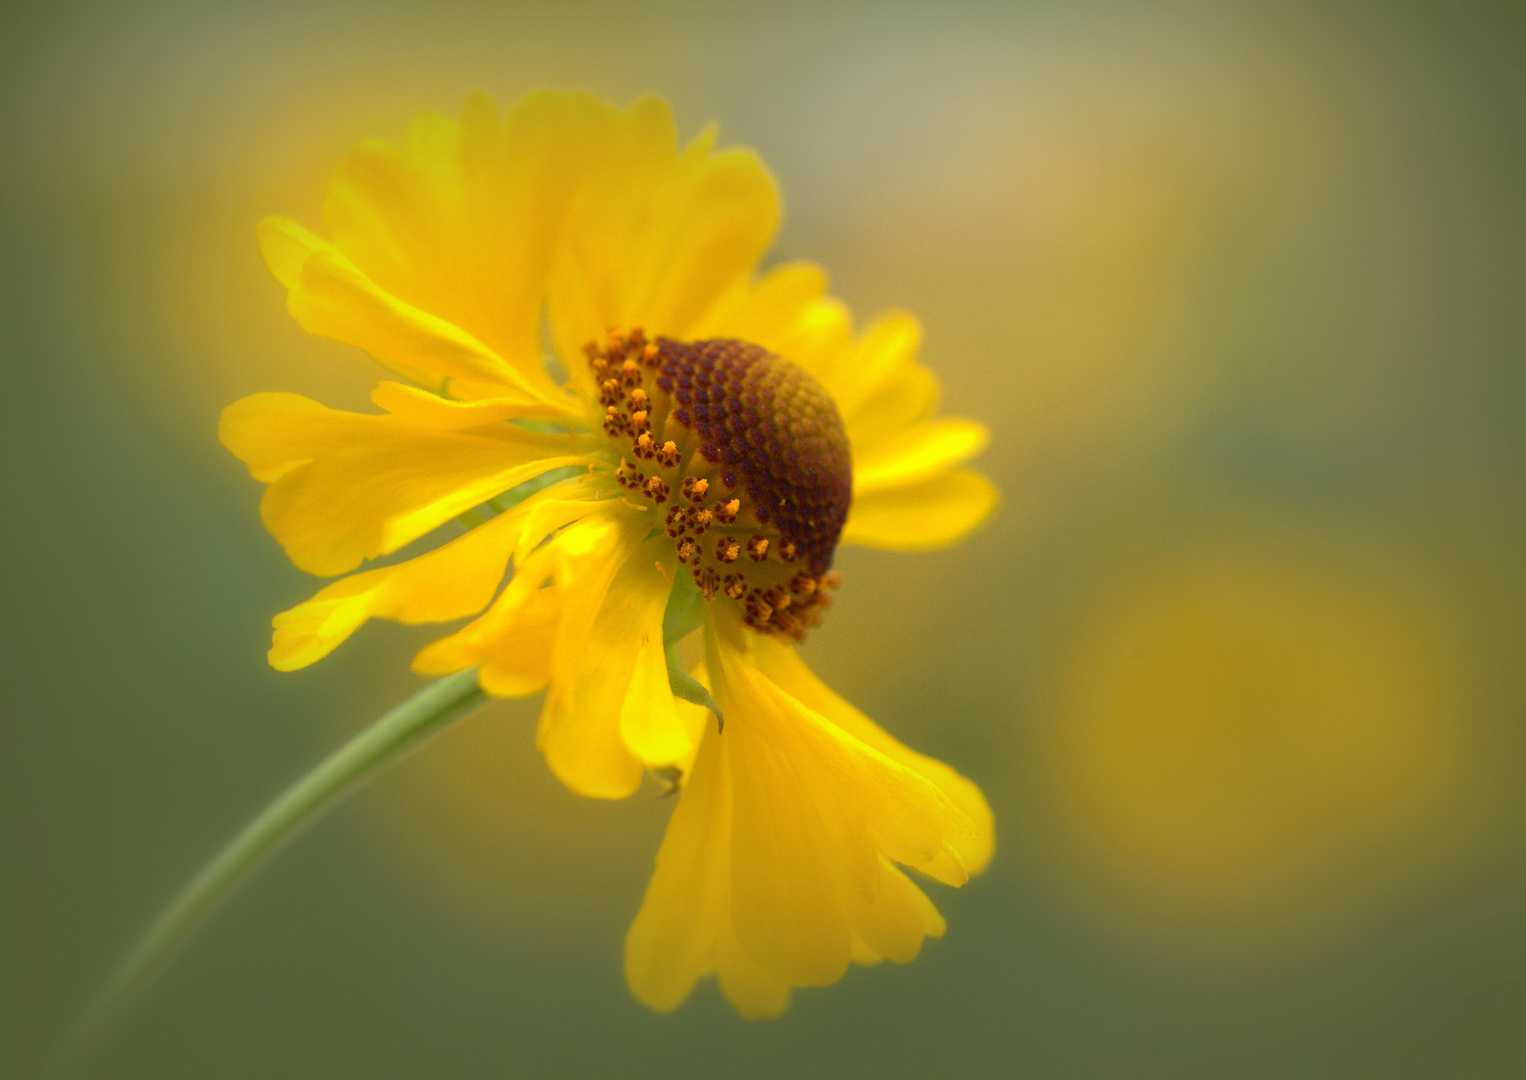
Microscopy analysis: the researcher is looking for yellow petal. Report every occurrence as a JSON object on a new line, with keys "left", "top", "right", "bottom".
{"left": 850, "top": 859, "right": 947, "bottom": 966}
{"left": 746, "top": 660, "right": 971, "bottom": 877}
{"left": 849, "top": 933, "right": 884, "bottom": 968}
{"left": 260, "top": 219, "right": 568, "bottom": 409}
{"left": 634, "top": 147, "right": 780, "bottom": 338}
{"left": 474, "top": 589, "right": 561, "bottom": 697}
{"left": 410, "top": 557, "right": 563, "bottom": 697}
{"left": 269, "top": 504, "right": 523, "bottom": 671}
{"left": 691, "top": 261, "right": 829, "bottom": 345}
{"left": 768, "top": 296, "right": 856, "bottom": 390}
{"left": 616, "top": 555, "right": 693, "bottom": 768}
{"left": 413, "top": 498, "right": 614, "bottom": 694}
{"left": 256, "top": 214, "right": 322, "bottom": 289}
{"left": 715, "top": 923, "right": 792, "bottom": 1019}
{"left": 627, "top": 621, "right": 965, "bottom": 1017}
{"left": 513, "top": 489, "right": 611, "bottom": 564}
{"left": 749, "top": 633, "right": 995, "bottom": 877}
{"left": 318, "top": 90, "right": 583, "bottom": 399}
{"left": 818, "top": 310, "right": 921, "bottom": 418}
{"left": 920, "top": 843, "right": 974, "bottom": 888}
{"left": 731, "top": 652, "right": 962, "bottom": 873}
{"left": 710, "top": 627, "right": 971, "bottom": 987}
{"left": 547, "top": 95, "right": 780, "bottom": 394}
{"left": 841, "top": 364, "right": 942, "bottom": 452}
{"left": 219, "top": 392, "right": 587, "bottom": 576}
{"left": 853, "top": 418, "right": 990, "bottom": 494}
{"left": 625, "top": 714, "right": 730, "bottom": 1013}
{"left": 724, "top": 697, "right": 855, "bottom": 987}
{"left": 370, "top": 380, "right": 577, "bottom": 427}
{"left": 536, "top": 517, "right": 662, "bottom": 799}
{"left": 626, "top": 716, "right": 793, "bottom": 1018}
{"left": 840, "top": 469, "right": 999, "bottom": 553}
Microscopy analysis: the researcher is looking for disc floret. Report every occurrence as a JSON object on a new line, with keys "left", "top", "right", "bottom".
{"left": 589, "top": 330, "right": 851, "bottom": 639}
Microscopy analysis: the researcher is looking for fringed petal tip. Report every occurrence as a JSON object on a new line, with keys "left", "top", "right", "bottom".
{"left": 624, "top": 630, "right": 990, "bottom": 1017}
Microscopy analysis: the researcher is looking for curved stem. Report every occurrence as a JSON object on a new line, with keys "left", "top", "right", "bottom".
{"left": 62, "top": 668, "right": 487, "bottom": 1071}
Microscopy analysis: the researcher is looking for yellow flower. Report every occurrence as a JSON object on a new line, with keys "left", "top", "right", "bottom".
{"left": 220, "top": 90, "right": 996, "bottom": 1016}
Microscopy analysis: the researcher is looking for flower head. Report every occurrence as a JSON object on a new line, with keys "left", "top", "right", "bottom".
{"left": 221, "top": 90, "right": 997, "bottom": 1015}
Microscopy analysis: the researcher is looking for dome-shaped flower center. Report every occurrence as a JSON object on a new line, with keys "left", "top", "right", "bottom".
{"left": 587, "top": 329, "right": 850, "bottom": 639}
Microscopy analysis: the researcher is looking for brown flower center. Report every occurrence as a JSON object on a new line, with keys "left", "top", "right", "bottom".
{"left": 587, "top": 329, "right": 850, "bottom": 639}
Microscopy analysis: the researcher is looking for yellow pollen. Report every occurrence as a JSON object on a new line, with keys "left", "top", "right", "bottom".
{"left": 644, "top": 476, "right": 669, "bottom": 503}
{"left": 716, "top": 537, "right": 740, "bottom": 563}
{"left": 676, "top": 537, "right": 697, "bottom": 562}
{"left": 630, "top": 388, "right": 649, "bottom": 411}
{"left": 747, "top": 536, "right": 769, "bottom": 562}
{"left": 630, "top": 410, "right": 649, "bottom": 434}
{"left": 683, "top": 477, "right": 709, "bottom": 502}
{"left": 715, "top": 499, "right": 740, "bottom": 525}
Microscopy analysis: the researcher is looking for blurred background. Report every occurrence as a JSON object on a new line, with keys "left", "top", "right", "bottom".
{"left": 2, "top": 1, "right": 1521, "bottom": 1076}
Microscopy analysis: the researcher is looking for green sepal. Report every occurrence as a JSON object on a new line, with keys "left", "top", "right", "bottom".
{"left": 661, "top": 572, "right": 722, "bottom": 729}
{"left": 661, "top": 571, "right": 706, "bottom": 648}
{"left": 667, "top": 664, "right": 723, "bottom": 731}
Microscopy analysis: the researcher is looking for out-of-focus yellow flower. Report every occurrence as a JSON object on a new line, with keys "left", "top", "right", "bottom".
{"left": 219, "top": 90, "right": 995, "bottom": 1015}
{"left": 1047, "top": 532, "right": 1486, "bottom": 959}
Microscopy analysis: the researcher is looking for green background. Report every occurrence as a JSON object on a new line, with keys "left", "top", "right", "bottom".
{"left": 3, "top": 2, "right": 1521, "bottom": 1077}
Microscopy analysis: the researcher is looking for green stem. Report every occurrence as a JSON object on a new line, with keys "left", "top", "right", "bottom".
{"left": 62, "top": 668, "right": 487, "bottom": 1071}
